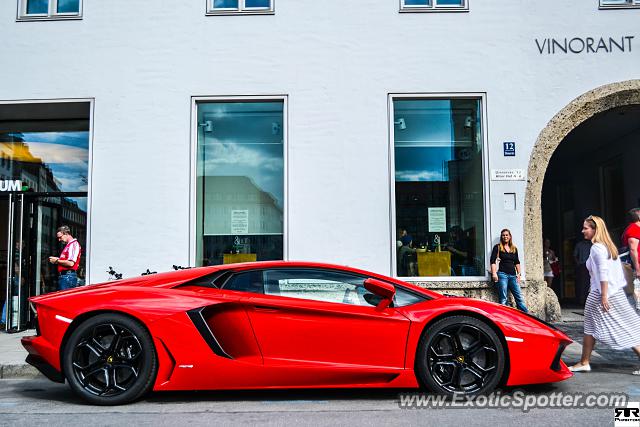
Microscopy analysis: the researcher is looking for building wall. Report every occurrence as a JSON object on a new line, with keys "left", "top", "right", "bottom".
{"left": 0, "top": 1, "right": 638, "bottom": 284}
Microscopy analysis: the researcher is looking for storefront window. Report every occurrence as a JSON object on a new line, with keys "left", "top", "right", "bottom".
{"left": 0, "top": 101, "right": 90, "bottom": 331}
{"left": 195, "top": 100, "right": 284, "bottom": 266}
{"left": 393, "top": 98, "right": 485, "bottom": 278}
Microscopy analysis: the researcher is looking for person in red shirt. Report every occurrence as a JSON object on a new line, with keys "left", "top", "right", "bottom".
{"left": 622, "top": 208, "right": 640, "bottom": 279}
{"left": 48, "top": 225, "right": 82, "bottom": 290}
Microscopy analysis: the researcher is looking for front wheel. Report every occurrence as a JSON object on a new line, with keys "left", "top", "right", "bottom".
{"left": 62, "top": 313, "right": 158, "bottom": 405}
{"left": 416, "top": 315, "right": 505, "bottom": 395}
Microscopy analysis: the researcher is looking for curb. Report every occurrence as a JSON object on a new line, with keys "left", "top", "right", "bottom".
{"left": 0, "top": 363, "right": 41, "bottom": 379}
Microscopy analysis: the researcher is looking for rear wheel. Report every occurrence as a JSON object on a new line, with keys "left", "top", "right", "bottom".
{"left": 416, "top": 315, "right": 505, "bottom": 395}
{"left": 62, "top": 313, "right": 157, "bottom": 405}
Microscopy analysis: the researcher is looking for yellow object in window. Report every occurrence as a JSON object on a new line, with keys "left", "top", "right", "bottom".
{"left": 417, "top": 251, "right": 451, "bottom": 276}
{"left": 223, "top": 253, "right": 257, "bottom": 264}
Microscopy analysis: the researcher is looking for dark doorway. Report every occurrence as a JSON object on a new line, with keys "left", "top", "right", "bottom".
{"left": 542, "top": 104, "right": 640, "bottom": 306}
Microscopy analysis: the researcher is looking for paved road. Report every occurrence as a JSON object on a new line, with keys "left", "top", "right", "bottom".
{"left": 1, "top": 369, "right": 639, "bottom": 427}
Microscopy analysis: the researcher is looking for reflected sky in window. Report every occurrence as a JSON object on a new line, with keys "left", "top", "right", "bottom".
{"left": 197, "top": 102, "right": 284, "bottom": 209}
{"left": 57, "top": 0, "right": 80, "bottom": 13}
{"left": 26, "top": 0, "right": 48, "bottom": 14}
{"left": 394, "top": 100, "right": 454, "bottom": 182}
{"left": 1, "top": 131, "right": 89, "bottom": 194}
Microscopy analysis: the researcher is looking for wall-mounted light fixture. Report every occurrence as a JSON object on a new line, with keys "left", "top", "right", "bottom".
{"left": 199, "top": 120, "right": 213, "bottom": 132}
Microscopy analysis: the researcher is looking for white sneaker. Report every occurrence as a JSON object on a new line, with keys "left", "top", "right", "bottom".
{"left": 569, "top": 364, "right": 591, "bottom": 372}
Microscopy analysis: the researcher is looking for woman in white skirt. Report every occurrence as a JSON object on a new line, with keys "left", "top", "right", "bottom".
{"left": 569, "top": 215, "right": 640, "bottom": 375}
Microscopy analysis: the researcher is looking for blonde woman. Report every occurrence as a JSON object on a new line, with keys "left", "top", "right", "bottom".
{"left": 569, "top": 215, "right": 640, "bottom": 375}
{"left": 490, "top": 229, "right": 527, "bottom": 312}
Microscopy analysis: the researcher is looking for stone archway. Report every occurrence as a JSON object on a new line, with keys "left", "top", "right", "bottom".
{"left": 524, "top": 79, "right": 640, "bottom": 320}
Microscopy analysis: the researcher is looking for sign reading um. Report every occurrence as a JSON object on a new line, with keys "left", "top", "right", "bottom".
{"left": 0, "top": 180, "right": 24, "bottom": 192}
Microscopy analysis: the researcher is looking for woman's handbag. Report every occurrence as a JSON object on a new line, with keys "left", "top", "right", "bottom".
{"left": 620, "top": 251, "right": 636, "bottom": 298}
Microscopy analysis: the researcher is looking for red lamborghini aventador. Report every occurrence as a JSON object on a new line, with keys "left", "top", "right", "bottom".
{"left": 21, "top": 261, "right": 572, "bottom": 405}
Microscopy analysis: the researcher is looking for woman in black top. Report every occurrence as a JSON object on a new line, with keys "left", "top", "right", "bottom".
{"left": 490, "top": 229, "right": 528, "bottom": 312}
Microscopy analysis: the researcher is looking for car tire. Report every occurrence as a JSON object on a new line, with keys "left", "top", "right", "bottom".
{"left": 62, "top": 313, "right": 158, "bottom": 405}
{"left": 416, "top": 315, "right": 505, "bottom": 396}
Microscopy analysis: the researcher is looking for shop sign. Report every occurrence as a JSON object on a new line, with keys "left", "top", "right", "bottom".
{"left": 535, "top": 35, "right": 634, "bottom": 55}
{"left": 491, "top": 169, "right": 525, "bottom": 181}
{"left": 0, "top": 180, "right": 24, "bottom": 192}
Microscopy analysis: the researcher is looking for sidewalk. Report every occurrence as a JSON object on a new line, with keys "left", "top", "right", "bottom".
{"left": 0, "top": 308, "right": 638, "bottom": 379}
{"left": 0, "top": 329, "right": 39, "bottom": 379}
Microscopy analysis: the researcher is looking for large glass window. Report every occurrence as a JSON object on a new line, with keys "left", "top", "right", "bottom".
{"left": 400, "top": 0, "right": 468, "bottom": 12}
{"left": 393, "top": 97, "right": 485, "bottom": 278}
{"left": 19, "top": 0, "right": 82, "bottom": 19}
{"left": 207, "top": 0, "right": 274, "bottom": 15}
{"left": 195, "top": 100, "right": 284, "bottom": 266}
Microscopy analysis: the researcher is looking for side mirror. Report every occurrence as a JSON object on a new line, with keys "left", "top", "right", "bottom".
{"left": 364, "top": 278, "right": 396, "bottom": 309}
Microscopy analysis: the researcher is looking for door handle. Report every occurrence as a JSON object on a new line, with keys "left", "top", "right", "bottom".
{"left": 253, "top": 305, "right": 279, "bottom": 312}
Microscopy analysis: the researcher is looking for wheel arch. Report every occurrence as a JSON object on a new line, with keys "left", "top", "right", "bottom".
{"left": 415, "top": 309, "right": 511, "bottom": 387}
{"left": 59, "top": 309, "right": 156, "bottom": 379}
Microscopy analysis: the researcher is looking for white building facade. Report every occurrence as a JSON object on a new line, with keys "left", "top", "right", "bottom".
{"left": 1, "top": 0, "right": 639, "bottom": 327}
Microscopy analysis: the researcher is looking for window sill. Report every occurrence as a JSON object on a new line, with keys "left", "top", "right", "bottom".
{"left": 16, "top": 15, "right": 82, "bottom": 22}
{"left": 598, "top": 5, "right": 640, "bottom": 9}
{"left": 399, "top": 8, "right": 469, "bottom": 13}
{"left": 206, "top": 10, "right": 275, "bottom": 16}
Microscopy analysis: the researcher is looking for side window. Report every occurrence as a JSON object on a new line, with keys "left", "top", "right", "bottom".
{"left": 223, "top": 270, "right": 264, "bottom": 294}
{"left": 394, "top": 287, "right": 425, "bottom": 307}
{"left": 263, "top": 269, "right": 372, "bottom": 306}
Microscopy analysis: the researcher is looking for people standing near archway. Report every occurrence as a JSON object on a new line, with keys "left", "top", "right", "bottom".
{"left": 569, "top": 215, "right": 640, "bottom": 375}
{"left": 490, "top": 229, "right": 527, "bottom": 312}
{"left": 543, "top": 238, "right": 558, "bottom": 288}
{"left": 621, "top": 208, "right": 640, "bottom": 279}
{"left": 573, "top": 236, "right": 592, "bottom": 306}
{"left": 622, "top": 208, "right": 640, "bottom": 311}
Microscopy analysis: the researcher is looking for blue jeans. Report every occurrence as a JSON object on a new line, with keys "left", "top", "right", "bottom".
{"left": 58, "top": 271, "right": 78, "bottom": 290}
{"left": 1, "top": 276, "right": 19, "bottom": 324}
{"left": 496, "top": 272, "right": 528, "bottom": 312}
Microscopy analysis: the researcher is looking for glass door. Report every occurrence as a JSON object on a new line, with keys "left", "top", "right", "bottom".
{"left": 2, "top": 193, "right": 87, "bottom": 332}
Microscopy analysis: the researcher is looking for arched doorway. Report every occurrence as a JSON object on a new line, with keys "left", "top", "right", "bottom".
{"left": 524, "top": 80, "right": 640, "bottom": 316}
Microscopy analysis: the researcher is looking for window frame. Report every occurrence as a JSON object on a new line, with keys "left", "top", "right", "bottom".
{"left": 17, "top": 0, "right": 83, "bottom": 21}
{"left": 206, "top": 0, "right": 275, "bottom": 16}
{"left": 599, "top": 0, "right": 640, "bottom": 9}
{"left": 388, "top": 93, "right": 490, "bottom": 282}
{"left": 399, "top": 0, "right": 468, "bottom": 13}
{"left": 189, "top": 95, "right": 288, "bottom": 267}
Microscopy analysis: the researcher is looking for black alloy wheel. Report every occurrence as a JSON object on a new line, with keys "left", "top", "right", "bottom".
{"left": 63, "top": 313, "right": 157, "bottom": 405}
{"left": 416, "top": 315, "right": 505, "bottom": 395}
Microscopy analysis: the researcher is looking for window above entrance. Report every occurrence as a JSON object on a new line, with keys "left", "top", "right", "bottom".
{"left": 17, "top": 0, "right": 82, "bottom": 21}
{"left": 206, "top": 0, "right": 274, "bottom": 15}
{"left": 400, "top": 0, "right": 468, "bottom": 12}
{"left": 599, "top": 0, "right": 640, "bottom": 8}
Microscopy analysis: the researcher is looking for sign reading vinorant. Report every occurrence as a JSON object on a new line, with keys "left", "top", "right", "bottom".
{"left": 535, "top": 36, "right": 634, "bottom": 55}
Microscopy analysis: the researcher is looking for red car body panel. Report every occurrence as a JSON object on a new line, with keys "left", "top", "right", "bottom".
{"left": 21, "top": 261, "right": 572, "bottom": 392}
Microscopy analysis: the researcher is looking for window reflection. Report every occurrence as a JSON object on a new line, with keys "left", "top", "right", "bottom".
{"left": 57, "top": 0, "right": 80, "bottom": 13}
{"left": 26, "top": 0, "right": 48, "bottom": 14}
{"left": 394, "top": 98, "right": 485, "bottom": 277}
{"left": 196, "top": 101, "right": 284, "bottom": 266}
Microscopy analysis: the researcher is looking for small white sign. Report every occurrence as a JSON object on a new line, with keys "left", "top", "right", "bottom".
{"left": 491, "top": 169, "right": 525, "bottom": 181}
{"left": 231, "top": 210, "right": 249, "bottom": 234}
{"left": 428, "top": 207, "right": 447, "bottom": 233}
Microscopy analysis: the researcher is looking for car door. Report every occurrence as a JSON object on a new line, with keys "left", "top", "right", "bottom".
{"left": 245, "top": 268, "right": 411, "bottom": 369}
